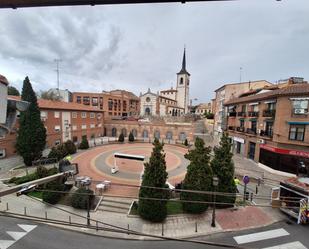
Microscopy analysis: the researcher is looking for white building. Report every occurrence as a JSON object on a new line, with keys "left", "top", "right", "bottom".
{"left": 140, "top": 49, "right": 190, "bottom": 117}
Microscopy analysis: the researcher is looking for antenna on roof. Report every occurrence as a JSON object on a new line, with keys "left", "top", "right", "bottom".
{"left": 239, "top": 67, "right": 242, "bottom": 83}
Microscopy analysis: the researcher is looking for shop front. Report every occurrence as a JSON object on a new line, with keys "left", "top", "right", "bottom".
{"left": 233, "top": 136, "right": 245, "bottom": 156}
{"left": 259, "top": 144, "right": 309, "bottom": 175}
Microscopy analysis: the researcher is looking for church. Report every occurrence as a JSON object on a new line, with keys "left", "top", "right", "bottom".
{"left": 140, "top": 49, "right": 190, "bottom": 117}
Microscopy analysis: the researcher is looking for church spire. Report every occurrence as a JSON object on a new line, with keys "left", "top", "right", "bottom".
{"left": 177, "top": 47, "right": 190, "bottom": 76}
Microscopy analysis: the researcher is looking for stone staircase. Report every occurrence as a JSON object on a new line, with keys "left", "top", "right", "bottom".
{"left": 97, "top": 196, "right": 133, "bottom": 214}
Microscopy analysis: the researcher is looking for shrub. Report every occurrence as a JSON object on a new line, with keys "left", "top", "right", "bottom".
{"left": 118, "top": 133, "right": 125, "bottom": 143}
{"left": 128, "top": 132, "right": 134, "bottom": 142}
{"left": 71, "top": 188, "right": 94, "bottom": 209}
{"left": 14, "top": 173, "right": 38, "bottom": 185}
{"left": 48, "top": 145, "right": 68, "bottom": 161}
{"left": 79, "top": 136, "right": 89, "bottom": 150}
{"left": 36, "top": 165, "right": 49, "bottom": 178}
{"left": 42, "top": 181, "right": 66, "bottom": 205}
{"left": 64, "top": 140, "right": 77, "bottom": 154}
{"left": 184, "top": 139, "right": 189, "bottom": 146}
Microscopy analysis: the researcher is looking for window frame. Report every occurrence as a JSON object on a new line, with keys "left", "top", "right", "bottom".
{"left": 289, "top": 124, "right": 305, "bottom": 141}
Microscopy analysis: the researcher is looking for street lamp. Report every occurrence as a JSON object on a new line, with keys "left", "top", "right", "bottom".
{"left": 211, "top": 175, "right": 219, "bottom": 227}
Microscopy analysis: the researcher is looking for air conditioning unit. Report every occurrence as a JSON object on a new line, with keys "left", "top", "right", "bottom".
{"left": 294, "top": 108, "right": 306, "bottom": 114}
{"left": 257, "top": 139, "right": 265, "bottom": 144}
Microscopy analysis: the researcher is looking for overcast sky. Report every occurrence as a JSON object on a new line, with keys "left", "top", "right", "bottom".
{"left": 0, "top": 0, "right": 309, "bottom": 102}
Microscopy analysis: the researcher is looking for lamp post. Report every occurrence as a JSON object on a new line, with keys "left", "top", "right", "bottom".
{"left": 211, "top": 175, "right": 219, "bottom": 227}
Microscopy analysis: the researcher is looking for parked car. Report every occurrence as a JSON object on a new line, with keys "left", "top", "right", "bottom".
{"left": 16, "top": 184, "right": 37, "bottom": 196}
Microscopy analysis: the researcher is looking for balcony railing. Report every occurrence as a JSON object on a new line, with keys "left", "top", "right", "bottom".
{"left": 236, "top": 126, "right": 245, "bottom": 132}
{"left": 246, "top": 128, "right": 257, "bottom": 135}
{"left": 228, "top": 112, "right": 237, "bottom": 117}
{"left": 260, "top": 130, "right": 273, "bottom": 138}
{"left": 237, "top": 112, "right": 246, "bottom": 117}
{"left": 248, "top": 111, "right": 259, "bottom": 117}
{"left": 263, "top": 109, "right": 276, "bottom": 117}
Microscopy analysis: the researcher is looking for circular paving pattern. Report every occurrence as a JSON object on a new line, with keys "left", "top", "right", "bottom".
{"left": 72, "top": 143, "right": 189, "bottom": 187}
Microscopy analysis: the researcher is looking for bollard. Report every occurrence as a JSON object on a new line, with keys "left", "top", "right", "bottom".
{"left": 45, "top": 211, "right": 47, "bottom": 220}
{"left": 96, "top": 221, "right": 98, "bottom": 231}
{"left": 256, "top": 185, "right": 258, "bottom": 195}
{"left": 195, "top": 221, "right": 197, "bottom": 233}
{"left": 127, "top": 224, "right": 130, "bottom": 235}
{"left": 250, "top": 193, "right": 253, "bottom": 202}
{"left": 161, "top": 223, "right": 164, "bottom": 236}
{"left": 6, "top": 202, "right": 8, "bottom": 211}
{"left": 69, "top": 216, "right": 71, "bottom": 224}
{"left": 24, "top": 207, "right": 27, "bottom": 216}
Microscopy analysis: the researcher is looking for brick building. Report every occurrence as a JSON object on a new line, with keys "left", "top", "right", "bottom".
{"left": 0, "top": 96, "right": 104, "bottom": 158}
{"left": 225, "top": 78, "right": 309, "bottom": 175}
{"left": 71, "top": 90, "right": 140, "bottom": 118}
{"left": 213, "top": 80, "right": 273, "bottom": 134}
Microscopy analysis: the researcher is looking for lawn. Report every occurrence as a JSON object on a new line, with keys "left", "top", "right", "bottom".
{"left": 129, "top": 200, "right": 183, "bottom": 216}
{"left": 27, "top": 191, "right": 43, "bottom": 199}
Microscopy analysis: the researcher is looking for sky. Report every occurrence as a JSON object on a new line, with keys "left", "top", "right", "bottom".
{"left": 0, "top": 0, "right": 309, "bottom": 103}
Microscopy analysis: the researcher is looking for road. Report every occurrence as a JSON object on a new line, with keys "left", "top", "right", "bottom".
{"left": 0, "top": 216, "right": 309, "bottom": 249}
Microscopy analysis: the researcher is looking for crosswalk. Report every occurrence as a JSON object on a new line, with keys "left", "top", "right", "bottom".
{"left": 233, "top": 228, "right": 307, "bottom": 249}
{"left": 0, "top": 224, "right": 37, "bottom": 249}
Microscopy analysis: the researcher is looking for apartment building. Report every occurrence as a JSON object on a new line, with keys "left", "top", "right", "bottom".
{"left": 213, "top": 80, "right": 273, "bottom": 134}
{"left": 72, "top": 90, "right": 140, "bottom": 118}
{"left": 195, "top": 102, "right": 213, "bottom": 116}
{"left": 0, "top": 96, "right": 104, "bottom": 158}
{"left": 225, "top": 78, "right": 309, "bottom": 175}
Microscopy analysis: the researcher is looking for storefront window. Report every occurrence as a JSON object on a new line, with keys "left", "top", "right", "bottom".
{"left": 289, "top": 125, "right": 305, "bottom": 141}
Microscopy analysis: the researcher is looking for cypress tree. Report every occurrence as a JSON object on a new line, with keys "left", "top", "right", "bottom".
{"left": 210, "top": 132, "right": 237, "bottom": 207}
{"left": 181, "top": 137, "right": 212, "bottom": 214}
{"left": 16, "top": 77, "right": 46, "bottom": 166}
{"left": 138, "top": 138, "right": 168, "bottom": 222}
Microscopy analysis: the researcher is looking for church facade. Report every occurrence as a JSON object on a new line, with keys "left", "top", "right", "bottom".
{"left": 140, "top": 49, "right": 190, "bottom": 117}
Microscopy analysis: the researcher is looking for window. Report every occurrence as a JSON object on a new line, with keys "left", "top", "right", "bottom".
{"left": 76, "top": 96, "right": 81, "bottom": 103}
{"left": 240, "top": 119, "right": 245, "bottom": 128}
{"left": 0, "top": 149, "right": 6, "bottom": 158}
{"left": 72, "top": 125, "right": 77, "bottom": 131}
{"left": 267, "top": 102, "right": 276, "bottom": 110}
{"left": 241, "top": 105, "right": 246, "bottom": 112}
{"left": 73, "top": 136, "right": 78, "bottom": 143}
{"left": 54, "top": 140, "right": 61, "bottom": 146}
{"left": 83, "top": 96, "right": 90, "bottom": 105}
{"left": 289, "top": 125, "right": 305, "bottom": 141}
{"left": 108, "top": 99, "right": 113, "bottom": 111}
{"left": 81, "top": 112, "right": 87, "bottom": 118}
{"left": 92, "top": 97, "right": 98, "bottom": 106}
{"left": 180, "top": 77, "right": 183, "bottom": 85}
{"left": 90, "top": 112, "right": 95, "bottom": 118}
{"left": 41, "top": 111, "right": 47, "bottom": 120}
{"left": 81, "top": 124, "right": 87, "bottom": 130}
{"left": 292, "top": 100, "right": 308, "bottom": 114}
{"left": 54, "top": 125, "right": 61, "bottom": 132}
{"left": 54, "top": 111, "right": 60, "bottom": 118}
{"left": 97, "top": 113, "right": 102, "bottom": 119}
{"left": 146, "top": 97, "right": 151, "bottom": 102}
{"left": 90, "top": 124, "right": 95, "bottom": 128}
{"left": 72, "top": 112, "right": 77, "bottom": 118}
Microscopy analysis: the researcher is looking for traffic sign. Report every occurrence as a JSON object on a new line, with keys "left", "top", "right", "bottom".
{"left": 243, "top": 175, "right": 250, "bottom": 185}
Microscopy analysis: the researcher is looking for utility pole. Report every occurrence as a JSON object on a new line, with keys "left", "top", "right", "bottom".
{"left": 54, "top": 59, "right": 62, "bottom": 90}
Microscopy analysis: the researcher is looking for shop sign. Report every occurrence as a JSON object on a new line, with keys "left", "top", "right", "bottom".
{"left": 233, "top": 137, "right": 245, "bottom": 144}
{"left": 260, "top": 144, "right": 309, "bottom": 159}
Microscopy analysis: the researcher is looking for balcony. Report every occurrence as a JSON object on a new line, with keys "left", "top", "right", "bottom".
{"left": 228, "top": 112, "right": 237, "bottom": 117}
{"left": 260, "top": 130, "right": 273, "bottom": 138}
{"left": 246, "top": 128, "right": 257, "bottom": 135}
{"left": 263, "top": 109, "right": 276, "bottom": 117}
{"left": 236, "top": 126, "right": 245, "bottom": 132}
{"left": 237, "top": 112, "right": 246, "bottom": 117}
{"left": 248, "top": 111, "right": 259, "bottom": 117}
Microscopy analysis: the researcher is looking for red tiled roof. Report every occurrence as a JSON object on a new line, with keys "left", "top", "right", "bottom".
{"left": 225, "top": 83, "right": 309, "bottom": 105}
{"left": 8, "top": 95, "right": 102, "bottom": 112}
{"left": 0, "top": 74, "right": 9, "bottom": 85}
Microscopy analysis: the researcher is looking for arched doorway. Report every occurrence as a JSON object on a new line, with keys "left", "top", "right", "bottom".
{"left": 132, "top": 129, "right": 138, "bottom": 138}
{"left": 143, "top": 130, "right": 149, "bottom": 138}
{"left": 145, "top": 107, "right": 151, "bottom": 116}
{"left": 154, "top": 130, "right": 160, "bottom": 139}
{"left": 111, "top": 127, "right": 117, "bottom": 137}
{"left": 121, "top": 128, "right": 127, "bottom": 137}
{"left": 179, "top": 132, "right": 186, "bottom": 141}
{"left": 166, "top": 131, "right": 173, "bottom": 140}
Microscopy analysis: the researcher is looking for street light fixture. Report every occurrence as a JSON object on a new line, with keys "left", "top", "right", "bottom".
{"left": 211, "top": 175, "right": 219, "bottom": 227}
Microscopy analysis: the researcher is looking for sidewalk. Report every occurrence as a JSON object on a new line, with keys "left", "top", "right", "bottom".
{"left": 0, "top": 193, "right": 285, "bottom": 239}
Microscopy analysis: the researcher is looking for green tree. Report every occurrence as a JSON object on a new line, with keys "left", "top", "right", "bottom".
{"left": 128, "top": 132, "right": 134, "bottom": 142}
{"left": 118, "top": 133, "right": 124, "bottom": 142}
{"left": 64, "top": 140, "right": 77, "bottom": 154}
{"left": 180, "top": 137, "right": 212, "bottom": 214}
{"left": 16, "top": 77, "right": 47, "bottom": 166}
{"left": 40, "top": 90, "right": 61, "bottom": 101}
{"left": 71, "top": 188, "right": 94, "bottom": 209}
{"left": 183, "top": 139, "right": 189, "bottom": 146}
{"left": 8, "top": 86, "right": 20, "bottom": 96}
{"left": 210, "top": 132, "right": 237, "bottom": 207}
{"left": 79, "top": 135, "right": 89, "bottom": 150}
{"left": 138, "top": 139, "right": 169, "bottom": 222}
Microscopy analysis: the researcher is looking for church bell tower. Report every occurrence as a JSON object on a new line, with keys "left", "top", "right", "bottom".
{"left": 176, "top": 48, "right": 190, "bottom": 114}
